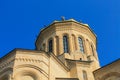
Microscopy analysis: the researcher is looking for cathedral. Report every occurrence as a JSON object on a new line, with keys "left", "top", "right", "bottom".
{"left": 0, "top": 18, "right": 120, "bottom": 80}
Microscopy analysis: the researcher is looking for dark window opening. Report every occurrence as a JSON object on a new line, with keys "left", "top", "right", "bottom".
{"left": 63, "top": 36, "right": 69, "bottom": 53}
{"left": 49, "top": 40, "right": 53, "bottom": 52}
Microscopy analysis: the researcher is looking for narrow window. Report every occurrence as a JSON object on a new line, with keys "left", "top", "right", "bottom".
{"left": 78, "top": 37, "right": 84, "bottom": 53}
{"left": 48, "top": 40, "right": 53, "bottom": 52}
{"left": 83, "top": 71, "right": 88, "bottom": 80}
{"left": 63, "top": 36, "right": 69, "bottom": 53}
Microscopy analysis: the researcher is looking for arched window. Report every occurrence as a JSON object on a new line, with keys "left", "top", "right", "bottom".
{"left": 83, "top": 70, "right": 88, "bottom": 80}
{"left": 48, "top": 39, "right": 53, "bottom": 52}
{"left": 78, "top": 37, "right": 84, "bottom": 53}
{"left": 63, "top": 36, "right": 69, "bottom": 53}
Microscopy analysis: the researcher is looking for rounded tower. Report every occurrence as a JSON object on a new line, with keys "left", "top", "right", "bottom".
{"left": 35, "top": 18, "right": 100, "bottom": 72}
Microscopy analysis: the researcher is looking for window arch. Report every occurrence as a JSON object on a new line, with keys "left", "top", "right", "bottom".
{"left": 48, "top": 39, "right": 53, "bottom": 52}
{"left": 63, "top": 35, "right": 69, "bottom": 53}
{"left": 83, "top": 70, "right": 88, "bottom": 80}
{"left": 78, "top": 37, "right": 84, "bottom": 53}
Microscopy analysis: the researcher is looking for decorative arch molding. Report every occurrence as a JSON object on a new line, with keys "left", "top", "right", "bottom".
{"left": 15, "top": 69, "right": 38, "bottom": 80}
{"left": 71, "top": 34, "right": 76, "bottom": 36}
{"left": 48, "top": 37, "right": 54, "bottom": 41}
{"left": 100, "top": 72, "right": 120, "bottom": 80}
{"left": 62, "top": 33, "right": 69, "bottom": 36}
{"left": 14, "top": 64, "right": 48, "bottom": 78}
{"left": 77, "top": 34, "right": 86, "bottom": 45}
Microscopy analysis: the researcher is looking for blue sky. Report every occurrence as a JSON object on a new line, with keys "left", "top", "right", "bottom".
{"left": 0, "top": 0, "right": 120, "bottom": 66}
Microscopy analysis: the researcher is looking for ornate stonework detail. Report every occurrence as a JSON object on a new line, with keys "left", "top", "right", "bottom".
{"left": 14, "top": 64, "right": 49, "bottom": 79}
{"left": 15, "top": 57, "right": 49, "bottom": 67}
{"left": 15, "top": 58, "right": 40, "bottom": 63}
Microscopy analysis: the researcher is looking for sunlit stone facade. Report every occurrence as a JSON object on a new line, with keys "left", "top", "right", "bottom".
{"left": 94, "top": 59, "right": 120, "bottom": 80}
{"left": 0, "top": 18, "right": 119, "bottom": 80}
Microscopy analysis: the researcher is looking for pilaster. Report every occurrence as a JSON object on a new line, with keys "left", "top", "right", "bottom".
{"left": 75, "top": 35, "right": 79, "bottom": 52}
{"left": 68, "top": 34, "right": 73, "bottom": 53}
{"left": 53, "top": 37, "right": 56, "bottom": 55}
{"left": 58, "top": 35, "right": 63, "bottom": 55}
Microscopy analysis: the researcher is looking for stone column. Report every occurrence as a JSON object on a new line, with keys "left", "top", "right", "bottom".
{"left": 53, "top": 37, "right": 56, "bottom": 55}
{"left": 58, "top": 35, "right": 63, "bottom": 55}
{"left": 84, "top": 39, "right": 90, "bottom": 55}
{"left": 68, "top": 34, "right": 73, "bottom": 53}
{"left": 75, "top": 35, "right": 80, "bottom": 52}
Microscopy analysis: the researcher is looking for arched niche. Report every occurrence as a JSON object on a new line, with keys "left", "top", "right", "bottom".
{"left": 14, "top": 65, "right": 44, "bottom": 80}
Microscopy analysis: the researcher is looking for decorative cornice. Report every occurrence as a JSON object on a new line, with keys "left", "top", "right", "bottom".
{"left": 0, "top": 49, "right": 49, "bottom": 71}
{"left": 0, "top": 59, "right": 15, "bottom": 70}
{"left": 0, "top": 49, "right": 45, "bottom": 62}
{"left": 15, "top": 57, "right": 49, "bottom": 67}
{"left": 66, "top": 58, "right": 93, "bottom": 63}
{"left": 15, "top": 57, "right": 40, "bottom": 62}
{"left": 0, "top": 49, "right": 16, "bottom": 63}
{"left": 35, "top": 19, "right": 97, "bottom": 45}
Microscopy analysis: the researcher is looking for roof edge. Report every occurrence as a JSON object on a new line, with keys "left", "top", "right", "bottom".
{"left": 35, "top": 19, "right": 97, "bottom": 46}
{"left": 93, "top": 58, "right": 120, "bottom": 73}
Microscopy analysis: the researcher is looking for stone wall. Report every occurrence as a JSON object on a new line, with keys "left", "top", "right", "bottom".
{"left": 94, "top": 59, "right": 120, "bottom": 80}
